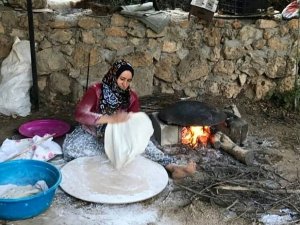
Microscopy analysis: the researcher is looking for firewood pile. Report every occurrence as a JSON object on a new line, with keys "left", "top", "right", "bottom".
{"left": 175, "top": 159, "right": 300, "bottom": 222}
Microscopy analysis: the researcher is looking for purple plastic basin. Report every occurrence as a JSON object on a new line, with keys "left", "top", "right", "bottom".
{"left": 18, "top": 119, "right": 70, "bottom": 138}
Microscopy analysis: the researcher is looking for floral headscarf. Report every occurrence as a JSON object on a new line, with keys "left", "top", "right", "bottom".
{"left": 99, "top": 59, "right": 134, "bottom": 115}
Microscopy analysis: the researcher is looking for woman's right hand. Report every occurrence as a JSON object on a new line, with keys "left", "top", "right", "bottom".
{"left": 109, "top": 111, "right": 130, "bottom": 123}
{"left": 97, "top": 111, "right": 130, "bottom": 124}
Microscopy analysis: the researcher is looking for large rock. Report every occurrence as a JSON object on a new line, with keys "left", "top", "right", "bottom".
{"left": 177, "top": 50, "right": 209, "bottom": 83}
{"left": 131, "top": 66, "right": 154, "bottom": 97}
{"left": 223, "top": 40, "right": 244, "bottom": 60}
{"left": 49, "top": 72, "right": 71, "bottom": 95}
{"left": 0, "top": 35, "right": 13, "bottom": 60}
{"left": 49, "top": 30, "right": 73, "bottom": 45}
{"left": 37, "top": 48, "right": 67, "bottom": 74}
{"left": 265, "top": 56, "right": 287, "bottom": 79}
{"left": 255, "top": 77, "right": 276, "bottom": 100}
{"left": 239, "top": 25, "right": 263, "bottom": 46}
{"left": 154, "top": 57, "right": 176, "bottom": 83}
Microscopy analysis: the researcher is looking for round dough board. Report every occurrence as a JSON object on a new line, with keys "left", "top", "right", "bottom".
{"left": 60, "top": 155, "right": 169, "bottom": 204}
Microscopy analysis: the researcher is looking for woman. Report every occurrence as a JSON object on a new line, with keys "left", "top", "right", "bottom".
{"left": 63, "top": 59, "right": 196, "bottom": 179}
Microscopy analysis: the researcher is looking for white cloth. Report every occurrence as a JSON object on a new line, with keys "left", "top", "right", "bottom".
{"left": 104, "top": 112, "right": 154, "bottom": 169}
{"left": 0, "top": 135, "right": 62, "bottom": 162}
{"left": 0, "top": 180, "right": 48, "bottom": 199}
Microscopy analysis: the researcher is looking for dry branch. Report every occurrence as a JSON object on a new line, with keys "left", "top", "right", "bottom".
{"left": 214, "top": 185, "right": 300, "bottom": 194}
{"left": 177, "top": 158, "right": 300, "bottom": 221}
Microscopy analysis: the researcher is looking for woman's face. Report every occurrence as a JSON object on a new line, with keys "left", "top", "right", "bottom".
{"left": 117, "top": 70, "right": 133, "bottom": 90}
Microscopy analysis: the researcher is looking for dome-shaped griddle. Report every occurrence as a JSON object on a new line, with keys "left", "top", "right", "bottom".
{"left": 158, "top": 100, "right": 226, "bottom": 126}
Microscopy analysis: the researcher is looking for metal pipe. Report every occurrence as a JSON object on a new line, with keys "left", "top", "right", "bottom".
{"left": 27, "top": 0, "right": 39, "bottom": 111}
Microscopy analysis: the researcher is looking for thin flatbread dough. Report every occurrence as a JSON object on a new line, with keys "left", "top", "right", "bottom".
{"left": 104, "top": 112, "right": 154, "bottom": 169}
{"left": 60, "top": 155, "right": 169, "bottom": 204}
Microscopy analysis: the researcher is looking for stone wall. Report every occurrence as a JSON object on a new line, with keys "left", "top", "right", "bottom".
{"left": 0, "top": 7, "right": 298, "bottom": 103}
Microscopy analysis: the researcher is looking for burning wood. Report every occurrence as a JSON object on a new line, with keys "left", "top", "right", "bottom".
{"left": 179, "top": 126, "right": 253, "bottom": 166}
{"left": 214, "top": 131, "right": 254, "bottom": 165}
{"left": 210, "top": 131, "right": 222, "bottom": 149}
{"left": 181, "top": 126, "right": 211, "bottom": 148}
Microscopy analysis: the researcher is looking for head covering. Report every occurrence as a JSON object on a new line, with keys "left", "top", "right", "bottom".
{"left": 99, "top": 59, "right": 134, "bottom": 115}
{"left": 116, "top": 63, "right": 134, "bottom": 78}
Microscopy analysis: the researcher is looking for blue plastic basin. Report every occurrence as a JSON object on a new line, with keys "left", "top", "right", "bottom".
{"left": 0, "top": 159, "right": 62, "bottom": 220}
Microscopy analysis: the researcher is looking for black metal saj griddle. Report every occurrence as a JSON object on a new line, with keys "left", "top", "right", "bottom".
{"left": 158, "top": 100, "right": 226, "bottom": 127}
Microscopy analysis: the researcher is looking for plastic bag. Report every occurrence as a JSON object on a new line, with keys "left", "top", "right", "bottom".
{"left": 104, "top": 112, "right": 154, "bottom": 169}
{"left": 282, "top": 0, "right": 300, "bottom": 19}
{"left": 0, "top": 37, "right": 32, "bottom": 117}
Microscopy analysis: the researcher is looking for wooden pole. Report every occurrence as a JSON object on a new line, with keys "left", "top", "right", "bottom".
{"left": 27, "top": 0, "right": 39, "bottom": 111}
{"left": 85, "top": 52, "right": 91, "bottom": 91}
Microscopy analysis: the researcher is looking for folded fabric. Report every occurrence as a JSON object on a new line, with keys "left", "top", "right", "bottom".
{"left": 0, "top": 134, "right": 62, "bottom": 162}
{"left": 104, "top": 112, "right": 154, "bottom": 169}
{"left": 0, "top": 180, "right": 49, "bottom": 199}
{"left": 120, "top": 3, "right": 170, "bottom": 34}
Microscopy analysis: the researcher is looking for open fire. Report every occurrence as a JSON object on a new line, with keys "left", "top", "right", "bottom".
{"left": 150, "top": 100, "right": 252, "bottom": 165}
{"left": 181, "top": 126, "right": 211, "bottom": 148}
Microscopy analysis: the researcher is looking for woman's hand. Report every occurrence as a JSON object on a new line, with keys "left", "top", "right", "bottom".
{"left": 109, "top": 111, "right": 130, "bottom": 123}
{"left": 97, "top": 112, "right": 130, "bottom": 124}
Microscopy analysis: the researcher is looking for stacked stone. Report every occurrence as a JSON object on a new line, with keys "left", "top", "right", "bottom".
{"left": 0, "top": 7, "right": 298, "bottom": 103}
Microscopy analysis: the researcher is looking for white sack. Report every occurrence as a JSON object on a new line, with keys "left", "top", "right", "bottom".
{"left": 104, "top": 112, "right": 154, "bottom": 170}
{"left": 0, "top": 37, "right": 32, "bottom": 117}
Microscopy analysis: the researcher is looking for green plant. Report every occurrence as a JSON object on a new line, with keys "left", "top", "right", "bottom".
{"left": 271, "top": 88, "right": 300, "bottom": 111}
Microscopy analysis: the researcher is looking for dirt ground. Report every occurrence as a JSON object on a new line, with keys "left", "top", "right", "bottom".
{"left": 0, "top": 94, "right": 300, "bottom": 225}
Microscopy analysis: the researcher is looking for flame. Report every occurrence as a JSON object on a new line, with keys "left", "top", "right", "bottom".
{"left": 181, "top": 126, "right": 211, "bottom": 148}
